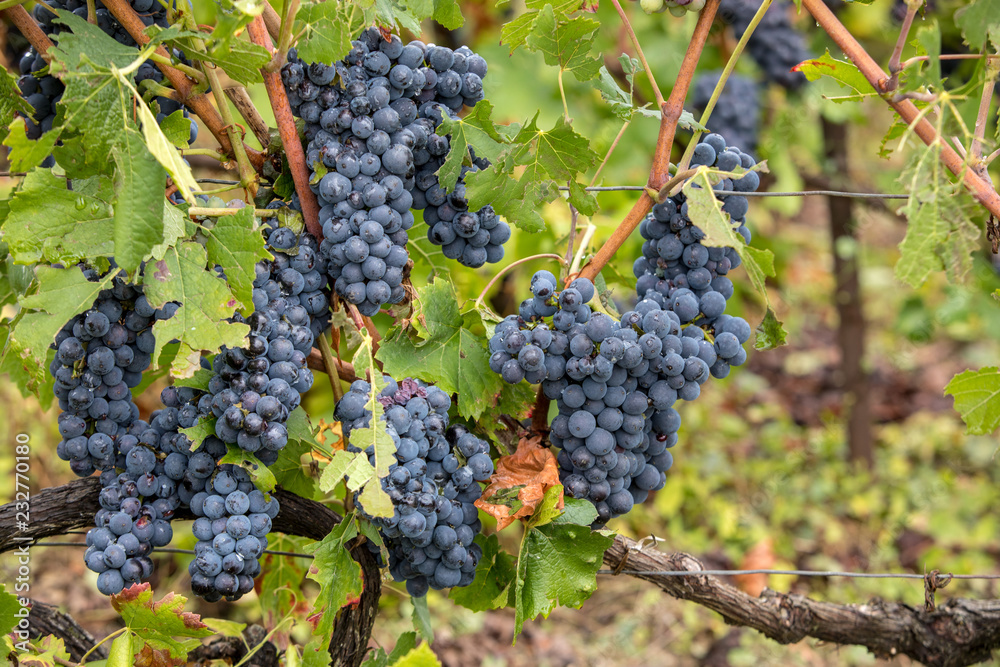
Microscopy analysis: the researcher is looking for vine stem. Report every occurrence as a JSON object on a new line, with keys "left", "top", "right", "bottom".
{"left": 473, "top": 253, "right": 566, "bottom": 312}
{"left": 1, "top": 5, "right": 54, "bottom": 59}
{"left": 900, "top": 53, "right": 984, "bottom": 68}
{"left": 187, "top": 206, "right": 276, "bottom": 217}
{"left": 75, "top": 627, "right": 127, "bottom": 666}
{"left": 147, "top": 51, "right": 205, "bottom": 83}
{"left": 199, "top": 55, "right": 259, "bottom": 196}
{"left": 0, "top": 0, "right": 30, "bottom": 11}
{"left": 102, "top": 0, "right": 266, "bottom": 171}
{"left": 589, "top": 120, "right": 630, "bottom": 188}
{"left": 272, "top": 0, "right": 300, "bottom": 71}
{"left": 318, "top": 333, "right": 345, "bottom": 406}
{"left": 885, "top": 0, "right": 921, "bottom": 92}
{"left": 676, "top": 0, "right": 773, "bottom": 172}
{"left": 579, "top": 0, "right": 719, "bottom": 282}
{"left": 610, "top": 0, "right": 663, "bottom": 108}
{"left": 802, "top": 0, "right": 1000, "bottom": 216}
{"left": 970, "top": 55, "right": 999, "bottom": 178}
{"left": 246, "top": 15, "right": 323, "bottom": 240}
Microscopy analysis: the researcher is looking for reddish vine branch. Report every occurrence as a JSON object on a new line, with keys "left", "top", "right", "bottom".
{"left": 2, "top": 5, "right": 55, "bottom": 58}
{"left": 246, "top": 15, "right": 323, "bottom": 240}
{"left": 101, "top": 0, "right": 266, "bottom": 172}
{"left": 801, "top": 0, "right": 1000, "bottom": 218}
{"left": 579, "top": 0, "right": 719, "bottom": 281}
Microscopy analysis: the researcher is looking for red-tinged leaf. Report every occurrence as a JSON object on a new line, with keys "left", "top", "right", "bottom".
{"left": 475, "top": 436, "right": 563, "bottom": 530}
{"left": 134, "top": 643, "right": 182, "bottom": 667}
{"left": 110, "top": 584, "right": 213, "bottom": 659}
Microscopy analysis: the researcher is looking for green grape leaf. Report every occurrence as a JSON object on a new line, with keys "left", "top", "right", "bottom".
{"left": 360, "top": 632, "right": 418, "bottom": 667}
{"left": 271, "top": 408, "right": 318, "bottom": 498}
{"left": 258, "top": 534, "right": 311, "bottom": 649}
{"left": 394, "top": 642, "right": 442, "bottom": 667}
{"left": 411, "top": 595, "right": 433, "bottom": 642}
{"left": 1, "top": 169, "right": 114, "bottom": 265}
{"left": 0, "top": 68, "right": 33, "bottom": 145}
{"left": 465, "top": 162, "right": 558, "bottom": 232}
{"left": 512, "top": 114, "right": 600, "bottom": 182}
{"left": 295, "top": 1, "right": 360, "bottom": 64}
{"left": 173, "top": 368, "right": 215, "bottom": 391}
{"left": 220, "top": 445, "right": 278, "bottom": 493}
{"left": 895, "top": 141, "right": 979, "bottom": 288}
{"left": 204, "top": 0, "right": 266, "bottom": 54}
{"left": 112, "top": 129, "right": 166, "bottom": 274}
{"left": 377, "top": 280, "right": 505, "bottom": 422}
{"left": 683, "top": 168, "right": 786, "bottom": 348}
{"left": 793, "top": 50, "right": 877, "bottom": 103}
{"left": 0, "top": 583, "right": 20, "bottom": 636}
{"left": 3, "top": 118, "right": 59, "bottom": 172}
{"left": 449, "top": 534, "right": 517, "bottom": 611}
{"left": 955, "top": 0, "right": 1000, "bottom": 51}
{"left": 435, "top": 100, "right": 510, "bottom": 191}
{"left": 512, "top": 521, "right": 611, "bottom": 639}
{"left": 754, "top": 307, "right": 787, "bottom": 351}
{"left": 351, "top": 331, "right": 395, "bottom": 517}
{"left": 158, "top": 110, "right": 193, "bottom": 149}
{"left": 319, "top": 332, "right": 393, "bottom": 516}
{"left": 141, "top": 242, "right": 250, "bottom": 376}
{"left": 107, "top": 630, "right": 134, "bottom": 667}
{"left": 8, "top": 267, "right": 117, "bottom": 390}
{"left": 12, "top": 634, "right": 72, "bottom": 667}
{"left": 500, "top": 0, "right": 584, "bottom": 52}
{"left": 110, "top": 584, "right": 214, "bottom": 659}
{"left": 567, "top": 179, "right": 598, "bottom": 216}
{"left": 464, "top": 114, "right": 597, "bottom": 232}
{"left": 150, "top": 203, "right": 189, "bottom": 261}
{"left": 303, "top": 516, "right": 364, "bottom": 650}
{"left": 553, "top": 496, "right": 599, "bottom": 526}
{"left": 178, "top": 415, "right": 217, "bottom": 449}
{"left": 525, "top": 5, "right": 602, "bottom": 82}
{"left": 945, "top": 367, "right": 1000, "bottom": 435}
{"left": 204, "top": 207, "right": 272, "bottom": 314}
{"left": 161, "top": 38, "right": 271, "bottom": 86}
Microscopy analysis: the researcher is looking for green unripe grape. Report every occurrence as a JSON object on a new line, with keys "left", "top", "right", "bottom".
{"left": 687, "top": 0, "right": 706, "bottom": 10}
{"left": 669, "top": 4, "right": 687, "bottom": 15}
{"left": 640, "top": 0, "right": 665, "bottom": 14}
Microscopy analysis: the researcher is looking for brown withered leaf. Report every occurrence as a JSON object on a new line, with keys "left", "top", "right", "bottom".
{"left": 475, "top": 435, "right": 562, "bottom": 530}
{"left": 734, "top": 537, "right": 774, "bottom": 597}
{"left": 135, "top": 643, "right": 183, "bottom": 667}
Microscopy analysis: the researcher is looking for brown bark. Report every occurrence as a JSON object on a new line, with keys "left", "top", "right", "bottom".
{"left": 821, "top": 118, "right": 873, "bottom": 468}
{"left": 10, "top": 481, "right": 1000, "bottom": 666}
{"left": 25, "top": 598, "right": 107, "bottom": 662}
{"left": 603, "top": 535, "right": 1000, "bottom": 666}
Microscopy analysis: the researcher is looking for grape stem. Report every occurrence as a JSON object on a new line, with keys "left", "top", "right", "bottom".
{"left": 675, "top": 0, "right": 774, "bottom": 173}
{"left": 102, "top": 0, "right": 267, "bottom": 172}
{"left": 885, "top": 0, "right": 922, "bottom": 93}
{"left": 579, "top": 0, "right": 720, "bottom": 282}
{"left": 246, "top": 15, "right": 324, "bottom": 240}
{"left": 609, "top": 0, "right": 663, "bottom": 108}
{"left": 589, "top": 120, "right": 630, "bottom": 189}
{"left": 186, "top": 206, "right": 278, "bottom": 217}
{"left": 197, "top": 37, "right": 260, "bottom": 197}
{"left": 801, "top": 0, "right": 1000, "bottom": 217}
{"left": 970, "top": 55, "right": 1000, "bottom": 178}
{"left": 473, "top": 253, "right": 567, "bottom": 314}
{"left": 272, "top": 0, "right": 300, "bottom": 72}
{"left": 0, "top": 0, "right": 30, "bottom": 11}
{"left": 75, "top": 627, "right": 127, "bottom": 666}
{"left": 1, "top": 5, "right": 54, "bottom": 60}
{"left": 569, "top": 223, "right": 596, "bottom": 277}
